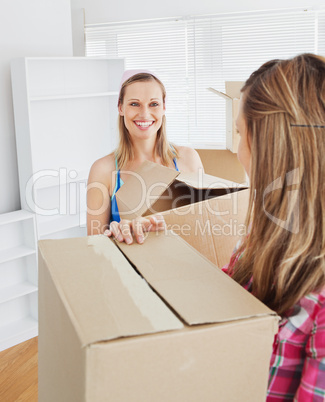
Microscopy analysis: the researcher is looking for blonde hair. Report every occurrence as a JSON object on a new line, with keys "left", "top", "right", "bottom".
{"left": 115, "top": 73, "right": 177, "bottom": 169}
{"left": 229, "top": 54, "right": 325, "bottom": 315}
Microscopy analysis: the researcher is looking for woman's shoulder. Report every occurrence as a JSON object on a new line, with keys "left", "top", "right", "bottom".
{"left": 88, "top": 152, "right": 116, "bottom": 184}
{"left": 175, "top": 145, "right": 199, "bottom": 158}
{"left": 301, "top": 287, "right": 325, "bottom": 314}
{"left": 173, "top": 145, "right": 204, "bottom": 173}
{"left": 283, "top": 287, "right": 325, "bottom": 334}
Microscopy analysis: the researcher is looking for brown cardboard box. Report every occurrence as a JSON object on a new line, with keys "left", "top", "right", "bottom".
{"left": 116, "top": 160, "right": 249, "bottom": 268}
{"left": 208, "top": 82, "right": 244, "bottom": 153}
{"left": 196, "top": 149, "right": 247, "bottom": 183}
{"left": 38, "top": 232, "right": 278, "bottom": 402}
{"left": 38, "top": 161, "right": 277, "bottom": 401}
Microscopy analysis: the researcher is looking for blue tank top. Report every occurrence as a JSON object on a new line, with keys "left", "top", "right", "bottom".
{"left": 110, "top": 157, "right": 179, "bottom": 223}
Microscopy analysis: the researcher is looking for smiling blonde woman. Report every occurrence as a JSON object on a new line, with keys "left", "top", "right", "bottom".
{"left": 87, "top": 70, "right": 203, "bottom": 242}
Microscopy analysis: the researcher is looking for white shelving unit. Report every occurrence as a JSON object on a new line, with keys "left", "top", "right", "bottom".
{"left": 11, "top": 57, "right": 125, "bottom": 240}
{"left": 0, "top": 210, "right": 38, "bottom": 351}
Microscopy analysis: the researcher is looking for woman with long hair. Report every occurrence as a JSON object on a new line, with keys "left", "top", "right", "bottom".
{"left": 226, "top": 53, "right": 325, "bottom": 399}
{"left": 87, "top": 70, "right": 203, "bottom": 242}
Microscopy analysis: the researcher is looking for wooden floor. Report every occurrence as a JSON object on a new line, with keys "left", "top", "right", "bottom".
{"left": 0, "top": 337, "right": 38, "bottom": 402}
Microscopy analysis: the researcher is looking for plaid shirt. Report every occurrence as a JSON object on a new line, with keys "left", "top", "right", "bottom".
{"left": 268, "top": 289, "right": 325, "bottom": 401}
{"left": 223, "top": 263, "right": 325, "bottom": 400}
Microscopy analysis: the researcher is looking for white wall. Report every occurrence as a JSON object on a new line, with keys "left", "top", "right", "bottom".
{"left": 0, "top": 0, "right": 73, "bottom": 214}
{"left": 73, "top": 0, "right": 324, "bottom": 24}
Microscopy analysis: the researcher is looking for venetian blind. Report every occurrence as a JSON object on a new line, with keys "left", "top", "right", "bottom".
{"left": 85, "top": 8, "right": 325, "bottom": 149}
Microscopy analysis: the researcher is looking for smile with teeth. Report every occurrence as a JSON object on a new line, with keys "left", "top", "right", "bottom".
{"left": 134, "top": 121, "right": 154, "bottom": 127}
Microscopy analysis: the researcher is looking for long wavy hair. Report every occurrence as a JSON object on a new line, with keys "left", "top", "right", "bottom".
{"left": 115, "top": 72, "right": 178, "bottom": 169}
{"left": 229, "top": 54, "right": 325, "bottom": 315}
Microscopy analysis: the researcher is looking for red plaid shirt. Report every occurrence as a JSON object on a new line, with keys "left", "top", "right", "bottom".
{"left": 223, "top": 263, "right": 325, "bottom": 400}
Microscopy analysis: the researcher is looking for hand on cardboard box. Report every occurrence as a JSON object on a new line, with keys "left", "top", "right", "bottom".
{"left": 104, "top": 214, "right": 166, "bottom": 245}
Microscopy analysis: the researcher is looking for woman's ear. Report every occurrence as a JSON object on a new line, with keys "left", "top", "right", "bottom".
{"left": 118, "top": 102, "right": 124, "bottom": 116}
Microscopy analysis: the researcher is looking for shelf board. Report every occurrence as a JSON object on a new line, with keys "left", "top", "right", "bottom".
{"left": 0, "top": 282, "right": 38, "bottom": 304}
{"left": 25, "top": 56, "right": 124, "bottom": 61}
{"left": 0, "top": 316, "right": 38, "bottom": 352}
{"left": 0, "top": 245, "right": 36, "bottom": 265}
{"left": 30, "top": 91, "right": 118, "bottom": 102}
{"left": 37, "top": 213, "right": 86, "bottom": 236}
{"left": 33, "top": 169, "right": 89, "bottom": 190}
{"left": 0, "top": 210, "right": 34, "bottom": 226}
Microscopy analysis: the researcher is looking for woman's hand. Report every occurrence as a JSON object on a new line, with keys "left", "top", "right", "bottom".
{"left": 104, "top": 214, "right": 166, "bottom": 244}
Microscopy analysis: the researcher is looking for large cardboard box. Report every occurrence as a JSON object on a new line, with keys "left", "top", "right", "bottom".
{"left": 38, "top": 232, "right": 278, "bottom": 402}
{"left": 116, "top": 160, "right": 249, "bottom": 268}
{"left": 208, "top": 82, "right": 244, "bottom": 153}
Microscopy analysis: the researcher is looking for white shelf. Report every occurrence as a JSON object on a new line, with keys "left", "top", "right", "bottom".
{"left": 39, "top": 225, "right": 87, "bottom": 240}
{"left": 5, "top": 57, "right": 124, "bottom": 351}
{"left": 37, "top": 210, "right": 86, "bottom": 236}
{"left": 24, "top": 56, "right": 124, "bottom": 61}
{"left": 28, "top": 97, "right": 115, "bottom": 175}
{"left": 32, "top": 168, "right": 89, "bottom": 190}
{"left": 0, "top": 316, "right": 38, "bottom": 352}
{"left": 11, "top": 57, "right": 124, "bottom": 215}
{"left": 30, "top": 91, "right": 119, "bottom": 102}
{"left": 11, "top": 56, "right": 124, "bottom": 243}
{"left": 0, "top": 210, "right": 37, "bottom": 352}
{"left": 0, "top": 282, "right": 38, "bottom": 304}
{"left": 0, "top": 210, "right": 34, "bottom": 226}
{"left": 0, "top": 215, "right": 37, "bottom": 253}
{"left": 25, "top": 57, "right": 124, "bottom": 99}
{"left": 0, "top": 245, "right": 36, "bottom": 265}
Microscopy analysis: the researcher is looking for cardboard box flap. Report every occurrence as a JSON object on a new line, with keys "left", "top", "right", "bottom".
{"left": 207, "top": 87, "right": 231, "bottom": 100}
{"left": 116, "top": 231, "right": 276, "bottom": 326}
{"left": 160, "top": 188, "right": 250, "bottom": 268}
{"left": 176, "top": 171, "right": 245, "bottom": 190}
{"left": 225, "top": 81, "right": 244, "bottom": 99}
{"left": 207, "top": 82, "right": 244, "bottom": 100}
{"left": 116, "top": 160, "right": 179, "bottom": 219}
{"left": 38, "top": 236, "right": 183, "bottom": 347}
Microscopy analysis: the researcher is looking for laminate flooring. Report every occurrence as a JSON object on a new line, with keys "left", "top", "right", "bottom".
{"left": 0, "top": 337, "right": 38, "bottom": 402}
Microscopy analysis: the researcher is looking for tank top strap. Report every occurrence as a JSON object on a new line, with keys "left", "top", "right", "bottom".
{"left": 110, "top": 157, "right": 122, "bottom": 223}
{"left": 173, "top": 157, "right": 179, "bottom": 172}
{"left": 170, "top": 144, "right": 179, "bottom": 172}
{"left": 111, "top": 157, "right": 121, "bottom": 198}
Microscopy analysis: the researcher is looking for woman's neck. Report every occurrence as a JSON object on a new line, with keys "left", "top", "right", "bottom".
{"left": 120, "top": 138, "right": 162, "bottom": 176}
{"left": 132, "top": 138, "right": 159, "bottom": 164}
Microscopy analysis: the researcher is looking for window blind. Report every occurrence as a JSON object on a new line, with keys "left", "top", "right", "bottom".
{"left": 318, "top": 11, "right": 325, "bottom": 55}
{"left": 85, "top": 8, "right": 325, "bottom": 149}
